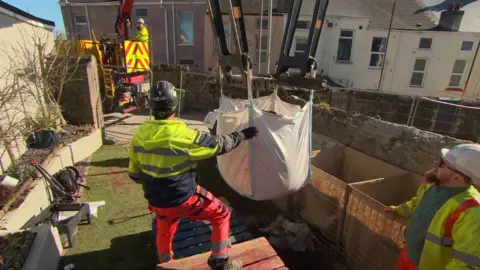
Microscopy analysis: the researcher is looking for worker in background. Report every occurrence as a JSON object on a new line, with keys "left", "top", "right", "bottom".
{"left": 135, "top": 18, "right": 149, "bottom": 42}
{"left": 128, "top": 81, "right": 258, "bottom": 270}
{"left": 385, "top": 144, "right": 480, "bottom": 269}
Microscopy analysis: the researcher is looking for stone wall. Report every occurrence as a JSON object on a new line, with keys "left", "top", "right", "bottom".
{"left": 171, "top": 70, "right": 472, "bottom": 176}
{"left": 311, "top": 108, "right": 470, "bottom": 176}
{"left": 59, "top": 55, "right": 103, "bottom": 129}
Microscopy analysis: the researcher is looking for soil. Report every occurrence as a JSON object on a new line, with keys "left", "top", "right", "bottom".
{"left": 0, "top": 125, "right": 93, "bottom": 215}
{"left": 0, "top": 231, "right": 36, "bottom": 270}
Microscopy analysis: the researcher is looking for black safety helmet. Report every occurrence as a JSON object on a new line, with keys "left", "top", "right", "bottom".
{"left": 150, "top": 81, "right": 178, "bottom": 119}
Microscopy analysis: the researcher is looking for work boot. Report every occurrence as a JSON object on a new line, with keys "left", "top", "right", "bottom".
{"left": 208, "top": 258, "right": 243, "bottom": 270}
{"left": 223, "top": 260, "right": 242, "bottom": 270}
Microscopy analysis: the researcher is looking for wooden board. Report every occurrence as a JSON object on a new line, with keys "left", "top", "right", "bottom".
{"left": 172, "top": 211, "right": 253, "bottom": 259}
{"left": 158, "top": 237, "right": 287, "bottom": 270}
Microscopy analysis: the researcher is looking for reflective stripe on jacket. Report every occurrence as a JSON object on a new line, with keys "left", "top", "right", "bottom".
{"left": 135, "top": 27, "right": 149, "bottom": 42}
{"left": 394, "top": 180, "right": 480, "bottom": 269}
{"left": 129, "top": 120, "right": 220, "bottom": 179}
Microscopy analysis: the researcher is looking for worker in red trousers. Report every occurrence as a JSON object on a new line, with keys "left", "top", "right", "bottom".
{"left": 128, "top": 81, "right": 258, "bottom": 270}
{"left": 385, "top": 144, "right": 480, "bottom": 270}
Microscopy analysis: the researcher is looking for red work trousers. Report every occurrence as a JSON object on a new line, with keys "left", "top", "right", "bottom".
{"left": 149, "top": 185, "right": 232, "bottom": 263}
{"left": 394, "top": 245, "right": 416, "bottom": 270}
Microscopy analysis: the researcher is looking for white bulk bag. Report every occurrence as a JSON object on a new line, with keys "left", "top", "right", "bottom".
{"left": 215, "top": 90, "right": 312, "bottom": 201}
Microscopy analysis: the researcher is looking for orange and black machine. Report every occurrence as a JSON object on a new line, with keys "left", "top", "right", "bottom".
{"left": 105, "top": 0, "right": 151, "bottom": 114}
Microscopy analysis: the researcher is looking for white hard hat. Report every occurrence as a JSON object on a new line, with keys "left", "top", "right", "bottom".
{"left": 441, "top": 144, "right": 480, "bottom": 185}
{"left": 138, "top": 18, "right": 145, "bottom": 24}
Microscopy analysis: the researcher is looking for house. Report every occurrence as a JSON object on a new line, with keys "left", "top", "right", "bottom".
{"left": 292, "top": 0, "right": 480, "bottom": 99}
{"left": 0, "top": 1, "right": 56, "bottom": 173}
{"left": 59, "top": 0, "right": 208, "bottom": 72}
{"left": 203, "top": 0, "right": 290, "bottom": 75}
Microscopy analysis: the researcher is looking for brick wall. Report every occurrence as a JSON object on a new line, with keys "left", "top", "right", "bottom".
{"left": 59, "top": 55, "right": 103, "bottom": 129}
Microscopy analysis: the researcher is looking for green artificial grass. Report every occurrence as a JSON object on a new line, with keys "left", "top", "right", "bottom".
{"left": 57, "top": 145, "right": 278, "bottom": 270}
{"left": 58, "top": 145, "right": 156, "bottom": 270}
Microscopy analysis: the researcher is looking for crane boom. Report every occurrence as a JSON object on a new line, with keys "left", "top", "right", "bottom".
{"left": 275, "top": 0, "right": 329, "bottom": 78}
{"left": 207, "top": 0, "right": 329, "bottom": 82}
{"left": 115, "top": 0, "right": 135, "bottom": 40}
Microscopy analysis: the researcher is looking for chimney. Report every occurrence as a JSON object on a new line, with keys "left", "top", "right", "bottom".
{"left": 438, "top": 3, "right": 465, "bottom": 31}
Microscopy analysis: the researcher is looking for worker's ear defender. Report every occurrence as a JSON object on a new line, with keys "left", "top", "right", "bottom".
{"left": 150, "top": 81, "right": 178, "bottom": 118}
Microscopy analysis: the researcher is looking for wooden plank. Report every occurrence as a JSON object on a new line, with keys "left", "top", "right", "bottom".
{"left": 187, "top": 242, "right": 279, "bottom": 270}
{"left": 157, "top": 237, "right": 271, "bottom": 270}
{"left": 174, "top": 224, "right": 248, "bottom": 250}
{"left": 174, "top": 231, "right": 253, "bottom": 259}
{"left": 243, "top": 256, "right": 285, "bottom": 270}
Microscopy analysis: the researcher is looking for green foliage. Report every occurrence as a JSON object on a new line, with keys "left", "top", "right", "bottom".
{"left": 6, "top": 164, "right": 35, "bottom": 182}
{"left": 314, "top": 101, "right": 332, "bottom": 114}
{"left": 23, "top": 104, "right": 64, "bottom": 134}
{"left": 0, "top": 231, "right": 36, "bottom": 269}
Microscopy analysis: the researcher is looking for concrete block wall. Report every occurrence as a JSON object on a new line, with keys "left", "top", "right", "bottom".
{"left": 311, "top": 108, "right": 470, "bottom": 176}
{"left": 152, "top": 67, "right": 480, "bottom": 142}
{"left": 165, "top": 69, "right": 472, "bottom": 176}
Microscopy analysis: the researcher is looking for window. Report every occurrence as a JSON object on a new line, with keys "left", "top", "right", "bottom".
{"left": 135, "top": 8, "right": 148, "bottom": 17}
{"left": 74, "top": 15, "right": 88, "bottom": 36}
{"left": 179, "top": 59, "right": 195, "bottom": 65}
{"left": 295, "top": 38, "right": 308, "bottom": 57}
{"left": 179, "top": 12, "right": 193, "bottom": 45}
{"left": 369, "top": 37, "right": 387, "bottom": 68}
{"left": 419, "top": 38, "right": 432, "bottom": 49}
{"left": 255, "top": 19, "right": 268, "bottom": 29}
{"left": 461, "top": 41, "right": 474, "bottom": 51}
{"left": 448, "top": 60, "right": 467, "bottom": 87}
{"left": 336, "top": 30, "right": 353, "bottom": 62}
{"left": 410, "top": 59, "right": 427, "bottom": 87}
{"left": 256, "top": 35, "right": 268, "bottom": 65}
{"left": 296, "top": 20, "right": 311, "bottom": 29}
{"left": 213, "top": 23, "right": 231, "bottom": 55}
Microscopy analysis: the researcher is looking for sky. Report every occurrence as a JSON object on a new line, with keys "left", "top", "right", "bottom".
{"left": 4, "top": 0, "right": 65, "bottom": 33}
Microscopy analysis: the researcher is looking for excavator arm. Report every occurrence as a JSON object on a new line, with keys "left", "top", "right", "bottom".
{"left": 115, "top": 0, "right": 135, "bottom": 40}
{"left": 206, "top": 0, "right": 252, "bottom": 83}
{"left": 276, "top": 0, "right": 329, "bottom": 78}
{"left": 208, "top": 0, "right": 329, "bottom": 82}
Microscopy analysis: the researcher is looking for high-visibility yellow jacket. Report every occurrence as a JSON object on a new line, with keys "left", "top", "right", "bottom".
{"left": 135, "top": 27, "right": 149, "bottom": 42}
{"left": 394, "top": 181, "right": 480, "bottom": 269}
{"left": 129, "top": 120, "right": 245, "bottom": 208}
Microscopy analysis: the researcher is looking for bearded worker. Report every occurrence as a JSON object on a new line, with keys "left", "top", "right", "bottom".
{"left": 385, "top": 144, "right": 480, "bottom": 270}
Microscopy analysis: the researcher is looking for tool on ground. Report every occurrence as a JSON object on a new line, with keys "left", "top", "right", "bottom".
{"left": 275, "top": 0, "right": 329, "bottom": 79}
{"left": 107, "top": 212, "right": 151, "bottom": 225}
{"left": 31, "top": 160, "right": 89, "bottom": 203}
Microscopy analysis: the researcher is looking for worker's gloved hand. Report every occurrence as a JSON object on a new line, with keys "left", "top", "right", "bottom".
{"left": 241, "top": 127, "right": 259, "bottom": 140}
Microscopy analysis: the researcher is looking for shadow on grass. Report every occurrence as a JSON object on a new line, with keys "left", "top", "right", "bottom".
{"left": 59, "top": 230, "right": 157, "bottom": 270}
{"left": 88, "top": 158, "right": 130, "bottom": 168}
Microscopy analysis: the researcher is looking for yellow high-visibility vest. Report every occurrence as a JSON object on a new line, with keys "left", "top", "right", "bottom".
{"left": 135, "top": 27, "right": 149, "bottom": 42}
{"left": 129, "top": 120, "right": 219, "bottom": 179}
{"left": 395, "top": 181, "right": 480, "bottom": 269}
